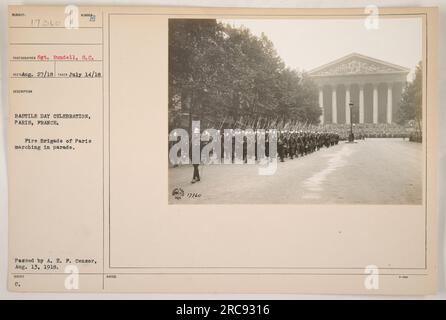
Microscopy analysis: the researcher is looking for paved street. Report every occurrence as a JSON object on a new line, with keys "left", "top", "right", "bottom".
{"left": 168, "top": 138, "right": 422, "bottom": 204}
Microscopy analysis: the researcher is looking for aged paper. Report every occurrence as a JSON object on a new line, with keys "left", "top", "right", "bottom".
{"left": 8, "top": 6, "right": 438, "bottom": 294}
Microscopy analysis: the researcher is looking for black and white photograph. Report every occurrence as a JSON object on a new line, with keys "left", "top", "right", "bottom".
{"left": 168, "top": 17, "right": 424, "bottom": 205}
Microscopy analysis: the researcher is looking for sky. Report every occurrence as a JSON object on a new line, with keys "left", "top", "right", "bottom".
{"left": 220, "top": 17, "right": 422, "bottom": 79}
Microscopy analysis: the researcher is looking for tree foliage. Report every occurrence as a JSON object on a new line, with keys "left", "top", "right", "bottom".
{"left": 169, "top": 19, "right": 321, "bottom": 130}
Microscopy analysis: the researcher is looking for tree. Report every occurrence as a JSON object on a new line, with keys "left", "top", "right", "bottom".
{"left": 397, "top": 62, "right": 422, "bottom": 133}
{"left": 169, "top": 19, "right": 227, "bottom": 131}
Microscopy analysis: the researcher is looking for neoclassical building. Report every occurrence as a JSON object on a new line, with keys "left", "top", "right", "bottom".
{"left": 308, "top": 53, "right": 409, "bottom": 125}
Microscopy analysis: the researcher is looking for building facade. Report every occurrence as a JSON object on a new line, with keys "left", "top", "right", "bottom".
{"left": 308, "top": 53, "right": 410, "bottom": 125}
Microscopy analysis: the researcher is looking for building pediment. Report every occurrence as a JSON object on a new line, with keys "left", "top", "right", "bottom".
{"left": 308, "top": 53, "right": 410, "bottom": 77}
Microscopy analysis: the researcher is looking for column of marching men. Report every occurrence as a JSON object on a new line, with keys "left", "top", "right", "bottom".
{"left": 169, "top": 128, "right": 341, "bottom": 183}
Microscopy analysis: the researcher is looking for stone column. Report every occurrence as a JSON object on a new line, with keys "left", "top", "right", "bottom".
{"left": 345, "top": 85, "right": 351, "bottom": 124}
{"left": 373, "top": 84, "right": 378, "bottom": 124}
{"left": 387, "top": 83, "right": 393, "bottom": 124}
{"left": 318, "top": 87, "right": 324, "bottom": 125}
{"left": 359, "top": 84, "right": 364, "bottom": 124}
{"left": 331, "top": 86, "right": 337, "bottom": 124}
